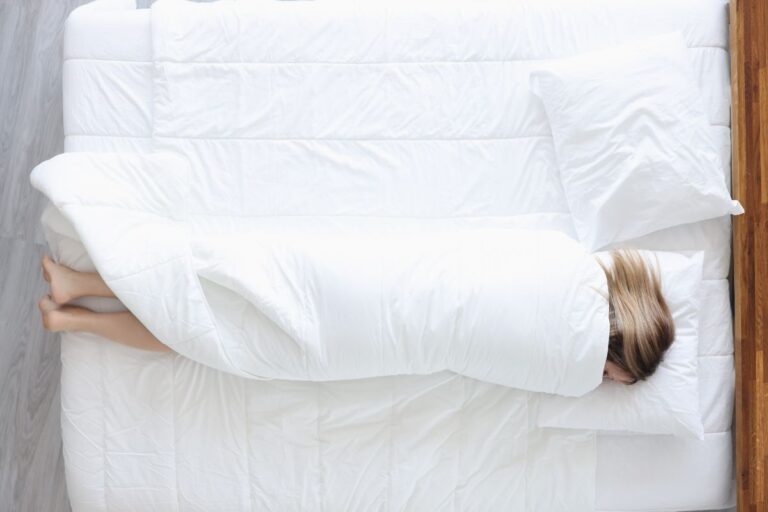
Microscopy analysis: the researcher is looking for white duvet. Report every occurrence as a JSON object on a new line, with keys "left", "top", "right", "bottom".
{"left": 32, "top": 151, "right": 609, "bottom": 397}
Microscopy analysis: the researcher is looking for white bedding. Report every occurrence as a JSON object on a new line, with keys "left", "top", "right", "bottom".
{"left": 32, "top": 150, "right": 609, "bottom": 395}
{"left": 53, "top": 0, "right": 735, "bottom": 510}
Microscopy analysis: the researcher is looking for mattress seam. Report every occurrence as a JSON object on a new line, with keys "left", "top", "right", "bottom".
{"left": 158, "top": 212, "right": 574, "bottom": 220}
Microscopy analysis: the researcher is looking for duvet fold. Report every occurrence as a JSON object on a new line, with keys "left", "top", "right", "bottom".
{"left": 31, "top": 151, "right": 609, "bottom": 397}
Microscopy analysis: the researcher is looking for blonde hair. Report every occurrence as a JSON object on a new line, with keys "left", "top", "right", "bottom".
{"left": 597, "top": 249, "right": 675, "bottom": 383}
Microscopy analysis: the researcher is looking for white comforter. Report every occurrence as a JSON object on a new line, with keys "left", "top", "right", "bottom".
{"left": 35, "top": 0, "right": 700, "bottom": 509}
{"left": 32, "top": 151, "right": 608, "bottom": 397}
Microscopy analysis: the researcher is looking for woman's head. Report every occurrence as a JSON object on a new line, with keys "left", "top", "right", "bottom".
{"left": 598, "top": 249, "right": 675, "bottom": 384}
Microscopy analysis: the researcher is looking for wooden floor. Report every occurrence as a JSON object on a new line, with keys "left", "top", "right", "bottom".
{"left": 0, "top": 0, "right": 737, "bottom": 511}
{"left": 1, "top": 1, "right": 97, "bottom": 510}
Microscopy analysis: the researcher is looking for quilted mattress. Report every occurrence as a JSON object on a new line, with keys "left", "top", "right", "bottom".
{"left": 55, "top": 0, "right": 735, "bottom": 510}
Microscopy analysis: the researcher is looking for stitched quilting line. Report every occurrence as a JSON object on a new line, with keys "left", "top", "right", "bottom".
{"left": 315, "top": 384, "right": 325, "bottom": 512}
{"left": 523, "top": 394, "right": 530, "bottom": 512}
{"left": 242, "top": 378, "right": 254, "bottom": 512}
{"left": 154, "top": 135, "right": 555, "bottom": 142}
{"left": 385, "top": 378, "right": 395, "bottom": 511}
{"left": 61, "top": 45, "right": 728, "bottom": 65}
{"left": 154, "top": 47, "right": 733, "bottom": 64}
{"left": 64, "top": 125, "right": 735, "bottom": 139}
{"left": 66, "top": 133, "right": 152, "bottom": 139}
{"left": 172, "top": 356, "right": 181, "bottom": 512}
{"left": 452, "top": 377, "right": 467, "bottom": 512}
{"left": 103, "top": 254, "right": 186, "bottom": 282}
{"left": 99, "top": 338, "right": 108, "bottom": 512}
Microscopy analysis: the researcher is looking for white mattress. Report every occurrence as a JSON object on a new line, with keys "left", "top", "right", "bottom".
{"left": 57, "top": 1, "right": 735, "bottom": 510}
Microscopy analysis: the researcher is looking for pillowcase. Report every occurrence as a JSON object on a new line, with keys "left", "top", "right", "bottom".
{"left": 536, "top": 250, "right": 705, "bottom": 439}
{"left": 530, "top": 32, "right": 742, "bottom": 251}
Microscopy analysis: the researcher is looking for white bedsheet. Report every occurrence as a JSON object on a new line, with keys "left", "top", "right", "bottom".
{"left": 53, "top": 0, "right": 735, "bottom": 510}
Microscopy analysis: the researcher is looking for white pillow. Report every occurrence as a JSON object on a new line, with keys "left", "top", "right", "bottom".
{"left": 536, "top": 250, "right": 705, "bottom": 439}
{"left": 530, "top": 33, "right": 742, "bottom": 251}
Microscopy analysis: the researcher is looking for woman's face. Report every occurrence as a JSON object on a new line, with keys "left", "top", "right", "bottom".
{"left": 603, "top": 360, "right": 636, "bottom": 384}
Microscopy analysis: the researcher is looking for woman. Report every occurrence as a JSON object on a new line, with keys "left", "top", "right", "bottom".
{"left": 38, "top": 248, "right": 674, "bottom": 386}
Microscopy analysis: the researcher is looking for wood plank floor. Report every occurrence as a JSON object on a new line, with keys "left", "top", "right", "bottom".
{"left": 1, "top": 1, "right": 96, "bottom": 510}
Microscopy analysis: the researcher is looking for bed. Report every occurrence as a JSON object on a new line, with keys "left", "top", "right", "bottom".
{"left": 47, "top": 0, "right": 743, "bottom": 510}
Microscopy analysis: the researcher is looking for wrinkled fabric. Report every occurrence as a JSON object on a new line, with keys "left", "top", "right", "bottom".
{"left": 32, "top": 151, "right": 609, "bottom": 396}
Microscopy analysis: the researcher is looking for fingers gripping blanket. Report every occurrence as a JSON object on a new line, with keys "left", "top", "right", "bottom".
{"left": 31, "top": 152, "right": 609, "bottom": 397}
